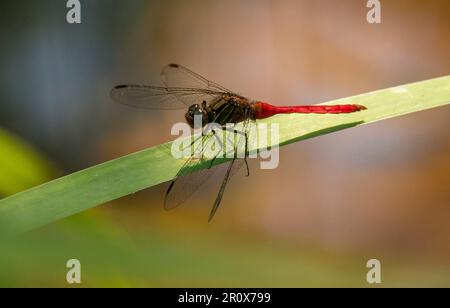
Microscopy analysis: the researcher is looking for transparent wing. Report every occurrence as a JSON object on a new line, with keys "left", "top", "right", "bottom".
{"left": 111, "top": 64, "right": 236, "bottom": 110}
{"left": 164, "top": 164, "right": 218, "bottom": 210}
{"left": 164, "top": 158, "right": 245, "bottom": 212}
{"left": 208, "top": 159, "right": 238, "bottom": 222}
{"left": 163, "top": 130, "right": 247, "bottom": 214}
{"left": 161, "top": 64, "right": 236, "bottom": 106}
{"left": 163, "top": 127, "right": 246, "bottom": 212}
{"left": 110, "top": 85, "right": 224, "bottom": 110}
{"left": 229, "top": 158, "right": 245, "bottom": 177}
{"left": 163, "top": 102, "right": 252, "bottom": 218}
{"left": 164, "top": 133, "right": 217, "bottom": 210}
{"left": 161, "top": 64, "right": 231, "bottom": 93}
{"left": 207, "top": 118, "right": 253, "bottom": 221}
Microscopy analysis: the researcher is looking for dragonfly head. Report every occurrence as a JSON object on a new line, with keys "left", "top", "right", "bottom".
{"left": 185, "top": 104, "right": 209, "bottom": 128}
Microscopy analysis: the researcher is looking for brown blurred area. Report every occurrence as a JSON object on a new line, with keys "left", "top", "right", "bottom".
{"left": 93, "top": 0, "right": 450, "bottom": 260}
{"left": 0, "top": 0, "right": 449, "bottom": 285}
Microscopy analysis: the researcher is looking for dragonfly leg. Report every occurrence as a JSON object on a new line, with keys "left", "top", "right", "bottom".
{"left": 221, "top": 127, "right": 244, "bottom": 154}
{"left": 244, "top": 131, "right": 250, "bottom": 177}
{"left": 208, "top": 157, "right": 216, "bottom": 169}
{"left": 164, "top": 180, "right": 176, "bottom": 210}
{"left": 207, "top": 129, "right": 226, "bottom": 169}
{"left": 220, "top": 126, "right": 251, "bottom": 176}
{"left": 179, "top": 133, "right": 204, "bottom": 157}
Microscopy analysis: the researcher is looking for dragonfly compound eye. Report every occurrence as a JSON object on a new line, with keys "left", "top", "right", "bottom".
{"left": 185, "top": 104, "right": 206, "bottom": 128}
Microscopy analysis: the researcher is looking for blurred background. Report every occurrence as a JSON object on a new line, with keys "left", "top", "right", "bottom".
{"left": 0, "top": 0, "right": 449, "bottom": 287}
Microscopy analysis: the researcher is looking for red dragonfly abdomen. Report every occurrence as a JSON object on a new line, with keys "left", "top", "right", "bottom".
{"left": 253, "top": 102, "right": 367, "bottom": 120}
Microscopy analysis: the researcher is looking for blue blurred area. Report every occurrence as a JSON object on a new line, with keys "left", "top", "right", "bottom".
{"left": 0, "top": 0, "right": 146, "bottom": 169}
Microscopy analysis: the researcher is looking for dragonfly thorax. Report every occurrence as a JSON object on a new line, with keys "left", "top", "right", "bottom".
{"left": 185, "top": 96, "right": 254, "bottom": 128}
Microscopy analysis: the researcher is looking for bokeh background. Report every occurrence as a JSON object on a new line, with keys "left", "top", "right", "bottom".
{"left": 0, "top": 0, "right": 449, "bottom": 287}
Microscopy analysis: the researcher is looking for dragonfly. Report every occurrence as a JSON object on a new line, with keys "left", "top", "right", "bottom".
{"left": 111, "top": 64, "right": 367, "bottom": 221}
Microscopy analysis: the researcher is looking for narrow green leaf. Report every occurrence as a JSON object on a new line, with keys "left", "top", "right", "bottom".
{"left": 0, "top": 76, "right": 449, "bottom": 235}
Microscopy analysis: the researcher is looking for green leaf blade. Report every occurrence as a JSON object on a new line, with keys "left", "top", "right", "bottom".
{"left": 0, "top": 75, "right": 449, "bottom": 235}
